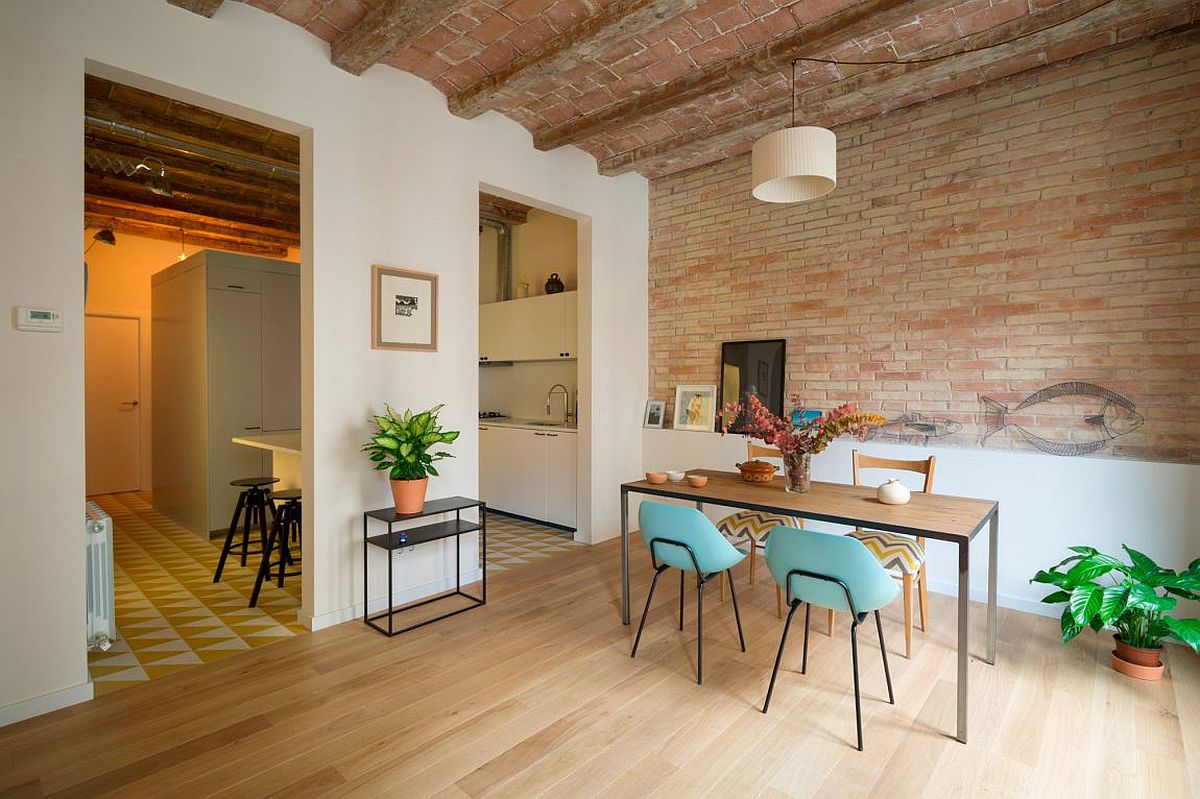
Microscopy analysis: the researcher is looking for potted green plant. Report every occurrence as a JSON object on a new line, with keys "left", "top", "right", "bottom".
{"left": 1031, "top": 545, "right": 1200, "bottom": 680}
{"left": 362, "top": 404, "right": 460, "bottom": 515}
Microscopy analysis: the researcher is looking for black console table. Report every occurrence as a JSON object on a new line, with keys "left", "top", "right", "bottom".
{"left": 362, "top": 496, "right": 487, "bottom": 637}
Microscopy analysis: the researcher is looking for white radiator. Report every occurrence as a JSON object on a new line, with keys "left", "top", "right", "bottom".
{"left": 85, "top": 502, "right": 116, "bottom": 651}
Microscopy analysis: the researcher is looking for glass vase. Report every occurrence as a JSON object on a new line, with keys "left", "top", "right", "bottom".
{"left": 783, "top": 453, "right": 811, "bottom": 493}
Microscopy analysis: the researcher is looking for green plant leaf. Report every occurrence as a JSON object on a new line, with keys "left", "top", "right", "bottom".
{"left": 1069, "top": 585, "right": 1101, "bottom": 626}
{"left": 1164, "top": 618, "right": 1200, "bottom": 653}
{"left": 426, "top": 464, "right": 439, "bottom": 477}
{"left": 1128, "top": 583, "right": 1176, "bottom": 612}
{"left": 1122, "top": 545, "right": 1162, "bottom": 582}
{"left": 1060, "top": 608, "right": 1083, "bottom": 645}
{"left": 1067, "top": 545, "right": 1099, "bottom": 557}
{"left": 1098, "top": 585, "right": 1129, "bottom": 625}
{"left": 372, "top": 435, "right": 399, "bottom": 450}
{"left": 1064, "top": 556, "right": 1119, "bottom": 584}
{"left": 1039, "top": 590, "right": 1071, "bottom": 605}
{"left": 1031, "top": 569, "right": 1072, "bottom": 588}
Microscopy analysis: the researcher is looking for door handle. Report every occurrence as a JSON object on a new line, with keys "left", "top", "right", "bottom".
{"left": 244, "top": 426, "right": 261, "bottom": 431}
{"left": 120, "top": 401, "right": 139, "bottom": 407}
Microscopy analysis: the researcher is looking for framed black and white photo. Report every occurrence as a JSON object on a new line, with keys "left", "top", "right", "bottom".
{"left": 372, "top": 264, "right": 438, "bottom": 351}
{"left": 643, "top": 400, "right": 666, "bottom": 429}
{"left": 672, "top": 384, "right": 718, "bottom": 432}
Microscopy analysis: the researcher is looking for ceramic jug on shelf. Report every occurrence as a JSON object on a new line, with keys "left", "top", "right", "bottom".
{"left": 544, "top": 273, "right": 565, "bottom": 294}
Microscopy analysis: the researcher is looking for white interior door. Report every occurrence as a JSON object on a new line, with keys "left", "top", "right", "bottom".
{"left": 85, "top": 315, "right": 141, "bottom": 495}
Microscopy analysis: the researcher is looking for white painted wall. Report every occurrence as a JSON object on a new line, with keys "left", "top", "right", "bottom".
{"left": 0, "top": 0, "right": 646, "bottom": 723}
{"left": 643, "top": 429, "right": 1200, "bottom": 616}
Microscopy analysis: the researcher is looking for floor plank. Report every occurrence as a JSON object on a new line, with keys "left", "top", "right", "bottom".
{"left": 0, "top": 537, "right": 1194, "bottom": 798}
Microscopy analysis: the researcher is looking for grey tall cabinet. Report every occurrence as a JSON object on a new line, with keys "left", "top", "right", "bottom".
{"left": 152, "top": 250, "right": 300, "bottom": 537}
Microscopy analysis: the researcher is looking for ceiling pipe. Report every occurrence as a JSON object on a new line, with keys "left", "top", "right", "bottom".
{"left": 84, "top": 115, "right": 301, "bottom": 181}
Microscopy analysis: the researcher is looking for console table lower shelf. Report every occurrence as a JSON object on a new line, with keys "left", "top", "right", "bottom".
{"left": 362, "top": 496, "right": 487, "bottom": 637}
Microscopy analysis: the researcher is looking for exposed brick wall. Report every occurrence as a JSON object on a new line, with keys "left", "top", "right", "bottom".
{"left": 648, "top": 27, "right": 1200, "bottom": 463}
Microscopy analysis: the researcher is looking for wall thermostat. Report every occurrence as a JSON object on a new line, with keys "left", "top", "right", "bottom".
{"left": 14, "top": 307, "right": 64, "bottom": 333}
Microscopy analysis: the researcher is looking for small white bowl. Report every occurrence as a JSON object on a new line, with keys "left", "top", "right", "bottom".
{"left": 665, "top": 470, "right": 686, "bottom": 482}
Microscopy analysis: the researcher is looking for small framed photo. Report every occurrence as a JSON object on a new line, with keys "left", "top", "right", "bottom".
{"left": 673, "top": 384, "right": 718, "bottom": 432}
{"left": 643, "top": 400, "right": 666, "bottom": 429}
{"left": 371, "top": 264, "right": 438, "bottom": 351}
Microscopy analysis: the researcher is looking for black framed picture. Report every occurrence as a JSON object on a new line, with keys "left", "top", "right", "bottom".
{"left": 718, "top": 339, "right": 786, "bottom": 432}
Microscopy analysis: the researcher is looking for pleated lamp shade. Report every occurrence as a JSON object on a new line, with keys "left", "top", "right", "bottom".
{"left": 751, "top": 126, "right": 837, "bottom": 203}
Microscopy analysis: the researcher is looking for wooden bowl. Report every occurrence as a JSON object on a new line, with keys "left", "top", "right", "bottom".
{"left": 645, "top": 471, "right": 668, "bottom": 484}
{"left": 736, "top": 460, "right": 777, "bottom": 483}
{"left": 686, "top": 474, "right": 708, "bottom": 488}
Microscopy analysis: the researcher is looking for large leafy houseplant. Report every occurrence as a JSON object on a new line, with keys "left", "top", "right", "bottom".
{"left": 1031, "top": 545, "right": 1200, "bottom": 679}
{"left": 362, "top": 404, "right": 459, "bottom": 513}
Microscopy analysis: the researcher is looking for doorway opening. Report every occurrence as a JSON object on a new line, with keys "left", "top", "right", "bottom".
{"left": 82, "top": 71, "right": 307, "bottom": 695}
{"left": 476, "top": 189, "right": 591, "bottom": 573}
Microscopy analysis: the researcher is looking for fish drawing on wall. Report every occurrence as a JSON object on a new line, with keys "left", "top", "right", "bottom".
{"left": 981, "top": 382, "right": 1144, "bottom": 457}
{"left": 867, "top": 413, "right": 962, "bottom": 445}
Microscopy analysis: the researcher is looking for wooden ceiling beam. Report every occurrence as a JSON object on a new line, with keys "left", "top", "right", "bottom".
{"left": 85, "top": 173, "right": 300, "bottom": 234}
{"left": 532, "top": 0, "right": 959, "bottom": 152}
{"left": 84, "top": 198, "right": 300, "bottom": 248}
{"left": 598, "top": 0, "right": 1137, "bottom": 177}
{"left": 86, "top": 167, "right": 300, "bottom": 223}
{"left": 331, "top": 0, "right": 467, "bottom": 76}
{"left": 85, "top": 96, "right": 299, "bottom": 170}
{"left": 166, "top": 0, "right": 224, "bottom": 18}
{"left": 85, "top": 141, "right": 300, "bottom": 208}
{"left": 448, "top": 0, "right": 705, "bottom": 120}
{"left": 479, "top": 192, "right": 532, "bottom": 225}
{"left": 88, "top": 216, "right": 289, "bottom": 258}
{"left": 84, "top": 132, "right": 298, "bottom": 190}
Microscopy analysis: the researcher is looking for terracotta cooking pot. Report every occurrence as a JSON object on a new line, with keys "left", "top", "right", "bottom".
{"left": 736, "top": 460, "right": 777, "bottom": 483}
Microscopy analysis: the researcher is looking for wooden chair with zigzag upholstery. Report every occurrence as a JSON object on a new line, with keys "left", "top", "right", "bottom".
{"left": 714, "top": 442, "right": 802, "bottom": 619}
{"left": 836, "top": 449, "right": 936, "bottom": 658}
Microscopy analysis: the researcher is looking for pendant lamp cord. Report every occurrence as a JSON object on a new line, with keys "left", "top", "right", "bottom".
{"left": 790, "top": 58, "right": 796, "bottom": 128}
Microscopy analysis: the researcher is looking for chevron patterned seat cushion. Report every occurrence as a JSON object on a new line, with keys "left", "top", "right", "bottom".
{"left": 716, "top": 511, "right": 799, "bottom": 543}
{"left": 847, "top": 530, "right": 925, "bottom": 575}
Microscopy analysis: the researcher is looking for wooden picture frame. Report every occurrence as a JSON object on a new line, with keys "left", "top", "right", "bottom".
{"left": 371, "top": 264, "right": 438, "bottom": 351}
{"left": 673, "top": 384, "right": 718, "bottom": 432}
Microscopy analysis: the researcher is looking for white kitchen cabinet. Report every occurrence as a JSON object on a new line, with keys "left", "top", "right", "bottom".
{"left": 153, "top": 250, "right": 300, "bottom": 537}
{"left": 543, "top": 431, "right": 578, "bottom": 528}
{"left": 478, "top": 425, "right": 577, "bottom": 529}
{"left": 478, "top": 291, "right": 577, "bottom": 362}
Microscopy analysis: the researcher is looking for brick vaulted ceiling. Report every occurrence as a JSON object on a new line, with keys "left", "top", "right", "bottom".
{"left": 175, "top": 0, "right": 1199, "bottom": 179}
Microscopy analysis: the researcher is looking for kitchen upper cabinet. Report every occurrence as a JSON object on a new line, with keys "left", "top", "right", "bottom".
{"left": 479, "top": 291, "right": 577, "bottom": 362}
{"left": 478, "top": 426, "right": 577, "bottom": 529}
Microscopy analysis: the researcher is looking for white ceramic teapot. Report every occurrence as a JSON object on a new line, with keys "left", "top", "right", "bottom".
{"left": 877, "top": 478, "right": 911, "bottom": 505}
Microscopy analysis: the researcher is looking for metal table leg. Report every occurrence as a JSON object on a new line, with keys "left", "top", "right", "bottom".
{"left": 956, "top": 538, "right": 969, "bottom": 744}
{"left": 621, "top": 487, "right": 630, "bottom": 625}
{"left": 987, "top": 508, "right": 998, "bottom": 665}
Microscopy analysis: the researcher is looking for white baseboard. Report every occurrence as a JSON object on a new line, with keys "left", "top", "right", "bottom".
{"left": 924, "top": 578, "right": 1058, "bottom": 619}
{"left": 308, "top": 568, "right": 485, "bottom": 632}
{"left": 0, "top": 680, "right": 94, "bottom": 728}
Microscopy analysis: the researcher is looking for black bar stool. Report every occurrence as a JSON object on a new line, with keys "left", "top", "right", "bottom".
{"left": 213, "top": 476, "right": 279, "bottom": 583}
{"left": 250, "top": 489, "right": 301, "bottom": 607}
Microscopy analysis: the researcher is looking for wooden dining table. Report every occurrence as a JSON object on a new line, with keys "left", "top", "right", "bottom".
{"left": 619, "top": 468, "right": 999, "bottom": 745}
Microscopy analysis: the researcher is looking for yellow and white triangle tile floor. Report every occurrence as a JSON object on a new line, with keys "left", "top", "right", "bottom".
{"left": 87, "top": 492, "right": 305, "bottom": 696}
{"left": 483, "top": 514, "right": 581, "bottom": 571}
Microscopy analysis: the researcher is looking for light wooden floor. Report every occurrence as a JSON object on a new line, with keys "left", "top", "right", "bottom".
{"left": 1, "top": 537, "right": 1195, "bottom": 798}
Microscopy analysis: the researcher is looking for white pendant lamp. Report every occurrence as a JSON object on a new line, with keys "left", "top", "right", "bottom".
{"left": 751, "top": 60, "right": 836, "bottom": 203}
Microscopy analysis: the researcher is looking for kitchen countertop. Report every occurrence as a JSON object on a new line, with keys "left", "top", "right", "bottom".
{"left": 478, "top": 418, "right": 577, "bottom": 432}
{"left": 231, "top": 431, "right": 302, "bottom": 455}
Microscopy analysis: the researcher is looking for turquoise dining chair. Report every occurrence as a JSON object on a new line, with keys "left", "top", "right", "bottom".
{"left": 761, "top": 526, "right": 900, "bottom": 751}
{"left": 631, "top": 501, "right": 747, "bottom": 684}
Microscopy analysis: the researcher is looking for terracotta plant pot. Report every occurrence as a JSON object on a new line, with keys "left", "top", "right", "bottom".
{"left": 390, "top": 477, "right": 428, "bottom": 515}
{"left": 1111, "top": 650, "right": 1165, "bottom": 681}
{"left": 1113, "top": 636, "right": 1163, "bottom": 667}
